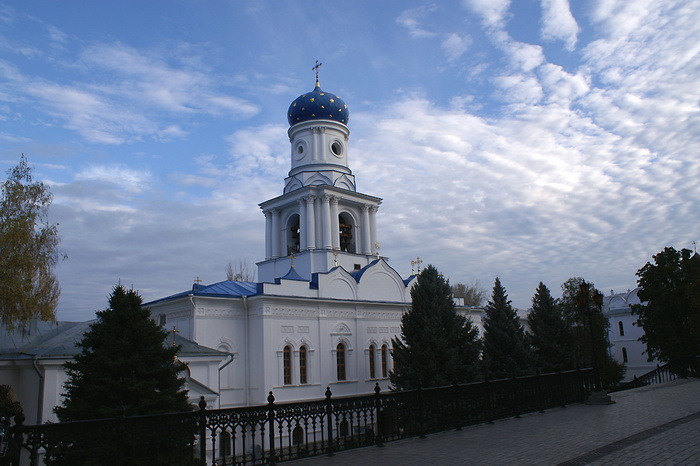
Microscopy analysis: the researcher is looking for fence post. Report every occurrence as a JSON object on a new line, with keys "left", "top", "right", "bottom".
{"left": 5, "top": 410, "right": 25, "bottom": 466}
{"left": 267, "top": 391, "right": 276, "bottom": 465}
{"left": 374, "top": 383, "right": 384, "bottom": 447}
{"left": 198, "top": 396, "right": 207, "bottom": 466}
{"left": 485, "top": 378, "right": 494, "bottom": 424}
{"left": 537, "top": 371, "right": 545, "bottom": 413}
{"left": 325, "top": 387, "right": 334, "bottom": 457}
{"left": 417, "top": 387, "right": 426, "bottom": 439}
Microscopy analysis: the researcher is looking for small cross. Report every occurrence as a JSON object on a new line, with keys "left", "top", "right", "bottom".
{"left": 289, "top": 253, "right": 295, "bottom": 268}
{"left": 693, "top": 240, "right": 697, "bottom": 254}
{"left": 374, "top": 241, "right": 381, "bottom": 259}
{"left": 333, "top": 250, "right": 339, "bottom": 267}
{"left": 312, "top": 60, "right": 323, "bottom": 85}
{"left": 194, "top": 276, "right": 202, "bottom": 284}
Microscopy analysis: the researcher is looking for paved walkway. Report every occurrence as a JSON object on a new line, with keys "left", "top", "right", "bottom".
{"left": 290, "top": 378, "right": 700, "bottom": 465}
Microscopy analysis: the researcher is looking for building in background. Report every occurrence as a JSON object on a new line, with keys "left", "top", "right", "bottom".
{"left": 602, "top": 288, "right": 658, "bottom": 380}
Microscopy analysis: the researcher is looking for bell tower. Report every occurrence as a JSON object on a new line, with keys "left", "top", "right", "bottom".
{"left": 257, "top": 70, "right": 382, "bottom": 283}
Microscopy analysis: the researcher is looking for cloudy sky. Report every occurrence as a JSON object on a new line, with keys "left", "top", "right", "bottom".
{"left": 1, "top": 0, "right": 697, "bottom": 321}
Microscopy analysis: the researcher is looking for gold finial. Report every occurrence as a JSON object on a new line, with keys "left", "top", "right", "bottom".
{"left": 194, "top": 276, "right": 202, "bottom": 284}
{"left": 289, "top": 253, "right": 295, "bottom": 268}
{"left": 170, "top": 326, "right": 180, "bottom": 350}
{"left": 374, "top": 242, "right": 381, "bottom": 259}
{"left": 333, "top": 250, "right": 339, "bottom": 267}
{"left": 312, "top": 60, "right": 323, "bottom": 87}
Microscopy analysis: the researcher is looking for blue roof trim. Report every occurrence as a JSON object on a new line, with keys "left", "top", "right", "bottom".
{"left": 404, "top": 274, "right": 418, "bottom": 286}
{"left": 350, "top": 259, "right": 381, "bottom": 283}
{"left": 275, "top": 267, "right": 305, "bottom": 283}
{"left": 145, "top": 280, "right": 260, "bottom": 305}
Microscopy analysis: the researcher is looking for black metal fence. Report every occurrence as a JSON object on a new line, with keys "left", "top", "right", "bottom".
{"left": 612, "top": 356, "right": 700, "bottom": 393}
{"left": 2, "top": 368, "right": 593, "bottom": 466}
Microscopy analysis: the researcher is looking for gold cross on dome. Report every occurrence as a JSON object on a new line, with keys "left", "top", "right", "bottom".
{"left": 312, "top": 60, "right": 323, "bottom": 85}
{"left": 194, "top": 276, "right": 202, "bottom": 284}
{"left": 289, "top": 253, "right": 295, "bottom": 268}
{"left": 410, "top": 257, "right": 423, "bottom": 274}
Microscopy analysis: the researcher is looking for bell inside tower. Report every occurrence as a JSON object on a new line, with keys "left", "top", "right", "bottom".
{"left": 338, "top": 212, "right": 355, "bottom": 253}
{"left": 286, "top": 214, "right": 300, "bottom": 255}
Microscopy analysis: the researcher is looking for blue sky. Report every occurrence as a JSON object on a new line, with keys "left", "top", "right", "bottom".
{"left": 1, "top": 0, "right": 698, "bottom": 320}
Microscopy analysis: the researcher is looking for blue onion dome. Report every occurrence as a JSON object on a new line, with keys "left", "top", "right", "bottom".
{"left": 287, "top": 80, "right": 349, "bottom": 126}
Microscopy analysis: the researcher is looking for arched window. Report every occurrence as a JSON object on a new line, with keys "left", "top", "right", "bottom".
{"left": 338, "top": 213, "right": 355, "bottom": 253}
{"left": 299, "top": 345, "right": 308, "bottom": 384}
{"left": 283, "top": 345, "right": 292, "bottom": 385}
{"left": 622, "top": 347, "right": 628, "bottom": 363}
{"left": 381, "top": 344, "right": 388, "bottom": 378}
{"left": 618, "top": 321, "right": 624, "bottom": 336}
{"left": 368, "top": 344, "right": 376, "bottom": 379}
{"left": 287, "top": 214, "right": 300, "bottom": 255}
{"left": 336, "top": 343, "right": 346, "bottom": 381}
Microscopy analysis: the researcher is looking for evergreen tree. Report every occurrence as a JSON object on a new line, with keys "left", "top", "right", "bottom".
{"left": 391, "top": 265, "right": 481, "bottom": 389}
{"left": 633, "top": 247, "right": 700, "bottom": 376}
{"left": 527, "top": 282, "right": 575, "bottom": 373}
{"left": 559, "top": 278, "right": 624, "bottom": 388}
{"left": 55, "top": 286, "right": 191, "bottom": 421}
{"left": 482, "top": 278, "right": 533, "bottom": 379}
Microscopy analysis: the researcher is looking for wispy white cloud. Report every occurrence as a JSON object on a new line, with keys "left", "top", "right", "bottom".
{"left": 396, "top": 6, "right": 438, "bottom": 38}
{"left": 463, "top": 0, "right": 511, "bottom": 29}
{"left": 540, "top": 0, "right": 580, "bottom": 51}
{"left": 75, "top": 165, "right": 152, "bottom": 193}
{"left": 442, "top": 33, "right": 472, "bottom": 62}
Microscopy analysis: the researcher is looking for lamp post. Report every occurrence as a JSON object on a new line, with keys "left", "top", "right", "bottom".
{"left": 578, "top": 281, "right": 613, "bottom": 404}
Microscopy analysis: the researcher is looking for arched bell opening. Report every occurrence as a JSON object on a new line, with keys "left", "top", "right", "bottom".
{"left": 286, "top": 214, "right": 300, "bottom": 255}
{"left": 338, "top": 212, "right": 355, "bottom": 253}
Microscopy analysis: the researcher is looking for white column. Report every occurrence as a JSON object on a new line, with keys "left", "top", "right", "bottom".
{"left": 298, "top": 199, "right": 307, "bottom": 251}
{"left": 321, "top": 195, "right": 332, "bottom": 250}
{"left": 305, "top": 196, "right": 316, "bottom": 250}
{"left": 271, "top": 208, "right": 280, "bottom": 258}
{"left": 361, "top": 204, "right": 372, "bottom": 255}
{"left": 264, "top": 210, "right": 272, "bottom": 260}
{"left": 330, "top": 197, "right": 340, "bottom": 250}
{"left": 369, "top": 206, "right": 378, "bottom": 255}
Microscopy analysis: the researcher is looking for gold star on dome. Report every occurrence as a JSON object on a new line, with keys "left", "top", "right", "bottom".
{"left": 330, "top": 98, "right": 335, "bottom": 103}
{"left": 310, "top": 98, "right": 315, "bottom": 102}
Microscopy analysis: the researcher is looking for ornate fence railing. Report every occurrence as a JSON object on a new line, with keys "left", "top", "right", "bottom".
{"left": 612, "top": 356, "right": 700, "bottom": 393}
{"left": 2, "top": 368, "right": 593, "bottom": 466}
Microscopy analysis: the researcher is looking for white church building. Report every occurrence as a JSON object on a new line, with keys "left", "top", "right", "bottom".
{"left": 146, "top": 76, "right": 485, "bottom": 407}
{"left": 0, "top": 77, "right": 485, "bottom": 421}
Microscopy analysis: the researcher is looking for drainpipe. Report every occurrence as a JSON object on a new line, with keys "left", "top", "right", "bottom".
{"left": 242, "top": 295, "right": 250, "bottom": 406}
{"left": 217, "top": 353, "right": 235, "bottom": 409}
{"left": 31, "top": 356, "right": 44, "bottom": 424}
{"left": 189, "top": 296, "right": 196, "bottom": 341}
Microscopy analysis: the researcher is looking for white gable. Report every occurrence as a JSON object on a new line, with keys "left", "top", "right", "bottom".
{"left": 356, "top": 260, "right": 409, "bottom": 302}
